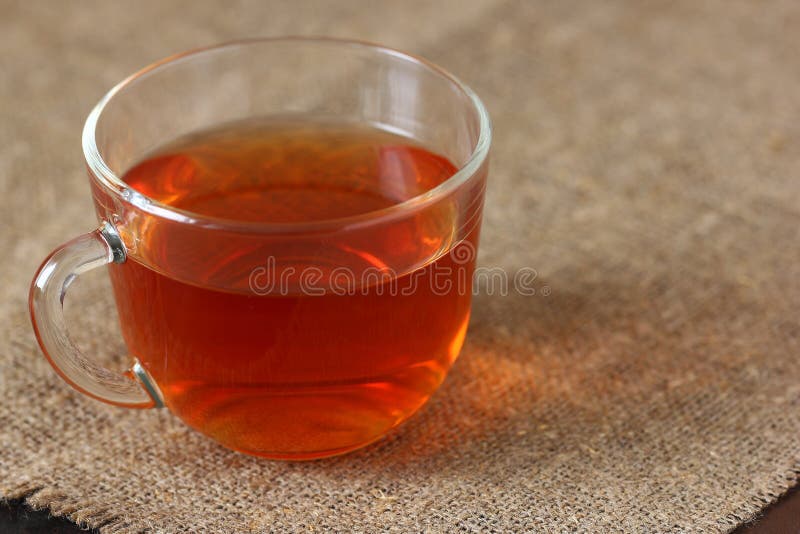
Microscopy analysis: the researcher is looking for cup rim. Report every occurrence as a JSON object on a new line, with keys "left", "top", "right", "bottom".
{"left": 82, "top": 36, "right": 491, "bottom": 233}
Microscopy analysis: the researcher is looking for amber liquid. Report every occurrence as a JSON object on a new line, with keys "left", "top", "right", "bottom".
{"left": 112, "top": 118, "right": 475, "bottom": 459}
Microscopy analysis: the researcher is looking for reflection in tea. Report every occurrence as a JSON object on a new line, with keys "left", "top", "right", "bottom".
{"left": 111, "top": 119, "right": 480, "bottom": 459}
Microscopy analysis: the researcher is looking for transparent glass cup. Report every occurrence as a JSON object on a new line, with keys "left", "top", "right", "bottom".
{"left": 29, "top": 38, "right": 490, "bottom": 460}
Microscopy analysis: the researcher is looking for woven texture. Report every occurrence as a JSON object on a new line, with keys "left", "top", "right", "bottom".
{"left": 2, "top": 1, "right": 800, "bottom": 531}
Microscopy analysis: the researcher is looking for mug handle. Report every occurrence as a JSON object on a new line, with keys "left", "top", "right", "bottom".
{"left": 29, "top": 221, "right": 163, "bottom": 409}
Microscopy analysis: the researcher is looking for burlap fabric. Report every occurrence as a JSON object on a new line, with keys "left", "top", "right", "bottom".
{"left": 2, "top": 1, "right": 799, "bottom": 532}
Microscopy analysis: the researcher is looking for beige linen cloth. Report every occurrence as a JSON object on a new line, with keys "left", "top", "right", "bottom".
{"left": 1, "top": 1, "right": 799, "bottom": 532}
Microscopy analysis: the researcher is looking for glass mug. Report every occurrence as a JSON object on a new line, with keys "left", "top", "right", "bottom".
{"left": 29, "top": 38, "right": 490, "bottom": 460}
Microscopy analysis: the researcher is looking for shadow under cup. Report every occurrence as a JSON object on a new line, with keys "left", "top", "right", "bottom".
{"left": 31, "top": 38, "right": 490, "bottom": 460}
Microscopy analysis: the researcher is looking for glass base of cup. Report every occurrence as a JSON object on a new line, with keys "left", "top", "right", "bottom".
{"left": 167, "top": 376, "right": 444, "bottom": 460}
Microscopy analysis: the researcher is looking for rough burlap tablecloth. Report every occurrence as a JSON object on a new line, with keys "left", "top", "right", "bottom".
{"left": 2, "top": 1, "right": 799, "bottom": 532}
